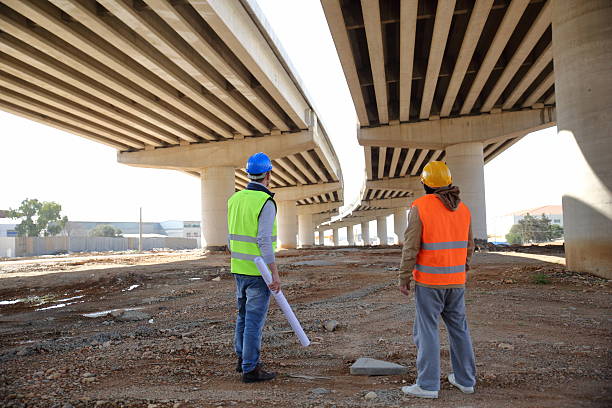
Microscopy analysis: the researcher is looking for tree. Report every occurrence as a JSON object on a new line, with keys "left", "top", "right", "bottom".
{"left": 89, "top": 224, "right": 123, "bottom": 237}
{"left": 505, "top": 213, "right": 564, "bottom": 244}
{"left": 7, "top": 198, "right": 68, "bottom": 237}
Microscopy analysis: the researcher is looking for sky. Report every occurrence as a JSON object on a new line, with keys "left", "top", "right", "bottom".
{"left": 0, "top": 0, "right": 576, "bottom": 236}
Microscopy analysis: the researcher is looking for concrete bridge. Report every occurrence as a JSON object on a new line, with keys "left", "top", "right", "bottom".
{"left": 0, "top": 0, "right": 344, "bottom": 249}
{"left": 321, "top": 0, "right": 611, "bottom": 277}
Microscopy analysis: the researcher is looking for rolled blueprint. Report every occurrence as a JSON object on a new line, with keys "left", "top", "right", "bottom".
{"left": 254, "top": 256, "right": 310, "bottom": 347}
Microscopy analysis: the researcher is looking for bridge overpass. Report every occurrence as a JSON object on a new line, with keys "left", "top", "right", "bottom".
{"left": 321, "top": 0, "right": 611, "bottom": 277}
{"left": 0, "top": 0, "right": 345, "bottom": 249}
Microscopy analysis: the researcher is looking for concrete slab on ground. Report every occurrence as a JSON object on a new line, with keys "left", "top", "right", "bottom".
{"left": 350, "top": 357, "right": 408, "bottom": 376}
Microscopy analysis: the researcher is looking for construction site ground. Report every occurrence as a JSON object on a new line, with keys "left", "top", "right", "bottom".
{"left": 0, "top": 247, "right": 610, "bottom": 408}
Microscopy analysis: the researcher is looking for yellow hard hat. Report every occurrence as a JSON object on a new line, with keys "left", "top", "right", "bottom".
{"left": 420, "top": 161, "right": 452, "bottom": 188}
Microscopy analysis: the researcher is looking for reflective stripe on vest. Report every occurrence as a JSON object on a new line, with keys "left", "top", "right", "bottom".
{"left": 227, "top": 189, "right": 277, "bottom": 276}
{"left": 412, "top": 194, "right": 471, "bottom": 286}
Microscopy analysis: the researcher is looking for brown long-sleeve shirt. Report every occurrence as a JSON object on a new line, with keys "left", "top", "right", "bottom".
{"left": 399, "top": 191, "right": 475, "bottom": 289}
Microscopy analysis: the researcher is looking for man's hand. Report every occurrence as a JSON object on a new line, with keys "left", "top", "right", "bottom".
{"left": 268, "top": 263, "right": 281, "bottom": 293}
{"left": 399, "top": 280, "right": 411, "bottom": 296}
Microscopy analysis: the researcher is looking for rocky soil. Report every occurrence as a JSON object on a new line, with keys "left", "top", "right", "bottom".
{"left": 0, "top": 248, "right": 610, "bottom": 407}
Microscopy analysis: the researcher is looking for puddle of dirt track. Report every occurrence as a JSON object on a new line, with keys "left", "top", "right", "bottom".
{"left": 0, "top": 248, "right": 610, "bottom": 408}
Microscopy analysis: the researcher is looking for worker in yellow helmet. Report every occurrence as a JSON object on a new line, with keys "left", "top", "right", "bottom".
{"left": 398, "top": 161, "right": 476, "bottom": 399}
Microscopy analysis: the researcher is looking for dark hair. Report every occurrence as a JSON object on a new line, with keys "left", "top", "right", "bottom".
{"left": 423, "top": 183, "right": 451, "bottom": 194}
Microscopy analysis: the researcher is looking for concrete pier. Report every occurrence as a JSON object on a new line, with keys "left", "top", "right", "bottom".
{"left": 347, "top": 225, "right": 355, "bottom": 245}
{"left": 360, "top": 221, "right": 370, "bottom": 245}
{"left": 278, "top": 200, "right": 297, "bottom": 249}
{"left": 376, "top": 215, "right": 388, "bottom": 245}
{"left": 200, "top": 167, "right": 235, "bottom": 249}
{"left": 393, "top": 208, "right": 407, "bottom": 244}
{"left": 553, "top": 0, "right": 612, "bottom": 278}
{"left": 445, "top": 142, "right": 487, "bottom": 240}
{"left": 298, "top": 213, "right": 314, "bottom": 247}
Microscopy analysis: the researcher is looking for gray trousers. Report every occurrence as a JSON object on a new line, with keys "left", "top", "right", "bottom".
{"left": 413, "top": 285, "right": 476, "bottom": 391}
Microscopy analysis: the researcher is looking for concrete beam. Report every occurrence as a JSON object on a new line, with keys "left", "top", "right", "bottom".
{"left": 358, "top": 108, "right": 556, "bottom": 149}
{"left": 460, "top": 0, "right": 530, "bottom": 115}
{"left": 361, "top": 197, "right": 412, "bottom": 209}
{"left": 399, "top": 0, "right": 417, "bottom": 121}
{"left": 143, "top": 0, "right": 289, "bottom": 132}
{"left": 191, "top": 0, "right": 309, "bottom": 129}
{"left": 0, "top": 11, "right": 203, "bottom": 142}
{"left": 419, "top": 0, "right": 455, "bottom": 119}
{"left": 522, "top": 73, "right": 555, "bottom": 107}
{"left": 503, "top": 44, "right": 553, "bottom": 110}
{"left": 361, "top": 0, "right": 388, "bottom": 124}
{"left": 366, "top": 177, "right": 422, "bottom": 192}
{"left": 481, "top": 0, "right": 551, "bottom": 112}
{"left": 321, "top": 0, "right": 369, "bottom": 125}
{"left": 118, "top": 131, "right": 314, "bottom": 171}
{"left": 348, "top": 208, "right": 399, "bottom": 219}
{"left": 296, "top": 201, "right": 341, "bottom": 215}
{"left": 440, "top": 0, "right": 493, "bottom": 117}
{"left": 274, "top": 182, "right": 341, "bottom": 201}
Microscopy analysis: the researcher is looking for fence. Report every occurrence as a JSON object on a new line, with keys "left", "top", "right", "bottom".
{"left": 0, "top": 236, "right": 198, "bottom": 258}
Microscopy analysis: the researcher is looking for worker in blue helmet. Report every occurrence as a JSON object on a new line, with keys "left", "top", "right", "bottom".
{"left": 227, "top": 152, "right": 280, "bottom": 383}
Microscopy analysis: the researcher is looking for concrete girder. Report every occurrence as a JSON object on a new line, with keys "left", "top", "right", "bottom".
{"left": 143, "top": 0, "right": 289, "bottom": 133}
{"left": 274, "top": 182, "right": 341, "bottom": 201}
{"left": 0, "top": 99, "right": 130, "bottom": 151}
{"left": 296, "top": 202, "right": 341, "bottom": 216}
{"left": 357, "top": 108, "right": 556, "bottom": 150}
{"left": 522, "top": 73, "right": 555, "bottom": 108}
{"left": 0, "top": 56, "right": 179, "bottom": 146}
{"left": 481, "top": 1, "right": 551, "bottom": 113}
{"left": 50, "top": 0, "right": 257, "bottom": 136}
{"left": 366, "top": 177, "right": 422, "bottom": 192}
{"left": 0, "top": 86, "right": 145, "bottom": 150}
{"left": 440, "top": 0, "right": 493, "bottom": 117}
{"left": 503, "top": 44, "right": 553, "bottom": 110}
{"left": 117, "top": 131, "right": 314, "bottom": 172}
{"left": 192, "top": 0, "right": 308, "bottom": 129}
{"left": 361, "top": 0, "right": 388, "bottom": 124}
{"left": 320, "top": 0, "right": 369, "bottom": 125}
{"left": 0, "top": 13, "right": 201, "bottom": 143}
{"left": 360, "top": 197, "right": 411, "bottom": 210}
{"left": 399, "top": 0, "right": 417, "bottom": 122}
{"left": 419, "top": 0, "right": 455, "bottom": 120}
{"left": 0, "top": 73, "right": 164, "bottom": 148}
{"left": 460, "top": 0, "right": 530, "bottom": 115}
{"left": 346, "top": 208, "right": 399, "bottom": 220}
{"left": 2, "top": 0, "right": 230, "bottom": 140}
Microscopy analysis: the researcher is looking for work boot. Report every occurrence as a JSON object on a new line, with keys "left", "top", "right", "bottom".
{"left": 242, "top": 364, "right": 276, "bottom": 383}
{"left": 448, "top": 373, "right": 474, "bottom": 394}
{"left": 236, "top": 357, "right": 242, "bottom": 373}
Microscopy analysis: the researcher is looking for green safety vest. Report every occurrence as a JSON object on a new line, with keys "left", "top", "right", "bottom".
{"left": 227, "top": 189, "right": 278, "bottom": 276}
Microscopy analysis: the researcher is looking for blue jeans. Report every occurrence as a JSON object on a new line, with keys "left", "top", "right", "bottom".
{"left": 413, "top": 285, "right": 476, "bottom": 391}
{"left": 234, "top": 274, "right": 271, "bottom": 373}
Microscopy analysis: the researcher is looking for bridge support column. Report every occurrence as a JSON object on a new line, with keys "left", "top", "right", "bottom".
{"left": 553, "top": 0, "right": 612, "bottom": 278}
{"left": 316, "top": 229, "right": 324, "bottom": 246}
{"left": 201, "top": 167, "right": 235, "bottom": 250}
{"left": 332, "top": 228, "right": 340, "bottom": 246}
{"left": 394, "top": 208, "right": 408, "bottom": 245}
{"left": 445, "top": 142, "right": 487, "bottom": 240}
{"left": 376, "top": 215, "right": 388, "bottom": 246}
{"left": 298, "top": 213, "right": 314, "bottom": 247}
{"left": 347, "top": 225, "right": 355, "bottom": 245}
{"left": 360, "top": 221, "right": 370, "bottom": 245}
{"left": 278, "top": 200, "right": 297, "bottom": 249}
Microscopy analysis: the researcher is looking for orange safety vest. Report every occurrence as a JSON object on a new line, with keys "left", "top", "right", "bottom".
{"left": 412, "top": 194, "right": 471, "bottom": 286}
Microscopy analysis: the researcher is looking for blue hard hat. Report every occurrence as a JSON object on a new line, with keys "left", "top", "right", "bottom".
{"left": 246, "top": 152, "right": 273, "bottom": 175}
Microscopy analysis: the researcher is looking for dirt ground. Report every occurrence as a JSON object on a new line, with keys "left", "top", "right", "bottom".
{"left": 0, "top": 247, "right": 610, "bottom": 408}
